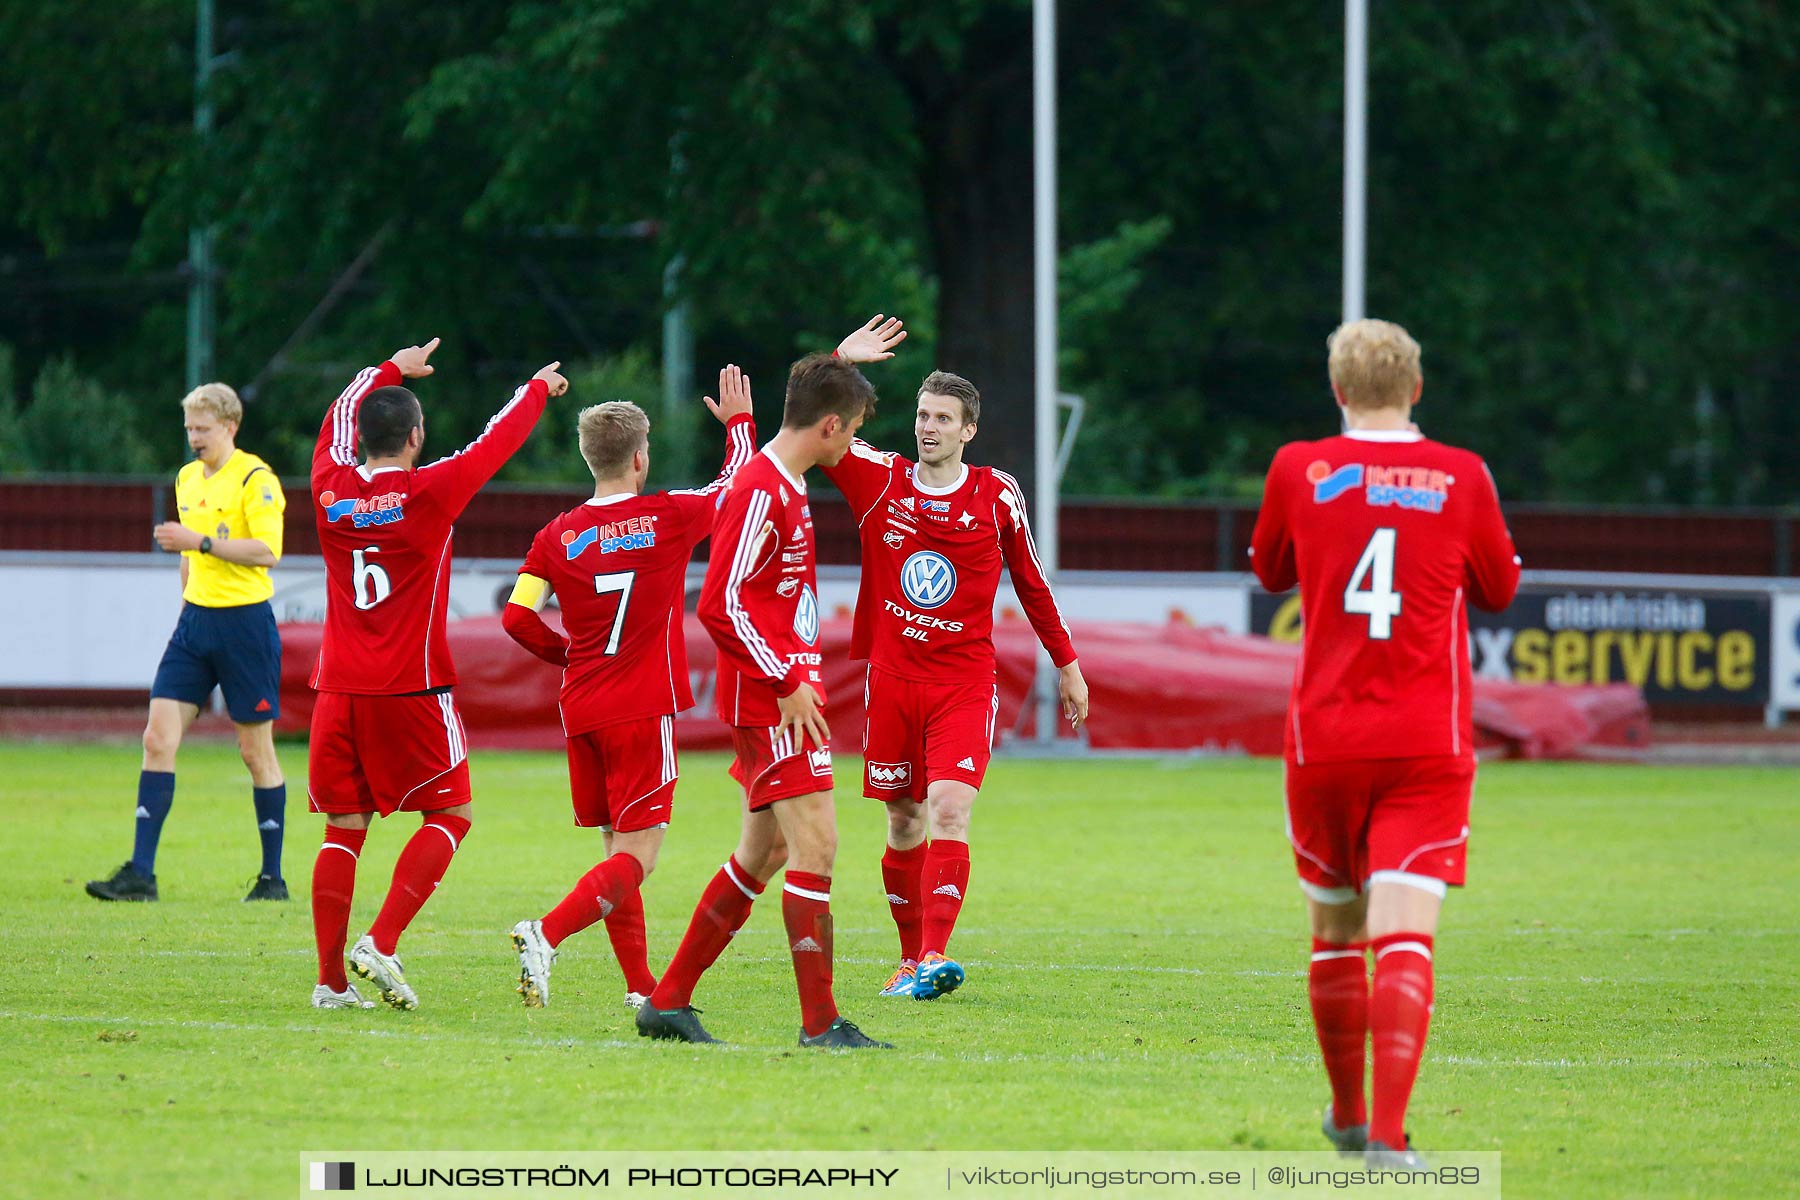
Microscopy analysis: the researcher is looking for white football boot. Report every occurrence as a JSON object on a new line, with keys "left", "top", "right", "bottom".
{"left": 510, "top": 919, "right": 556, "bottom": 1008}
{"left": 311, "top": 983, "right": 375, "bottom": 1009}
{"left": 348, "top": 934, "right": 419, "bottom": 1010}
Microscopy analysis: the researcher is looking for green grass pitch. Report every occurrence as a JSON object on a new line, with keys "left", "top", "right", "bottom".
{"left": 0, "top": 740, "right": 1794, "bottom": 1198}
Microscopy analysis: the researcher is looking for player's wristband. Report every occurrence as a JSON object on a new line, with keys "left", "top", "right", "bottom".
{"left": 198, "top": 536, "right": 213, "bottom": 555}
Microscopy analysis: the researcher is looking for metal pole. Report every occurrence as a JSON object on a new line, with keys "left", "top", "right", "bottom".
{"left": 185, "top": 0, "right": 217, "bottom": 390}
{"left": 1032, "top": 0, "right": 1059, "bottom": 743}
{"left": 1342, "top": 0, "right": 1367, "bottom": 323}
{"left": 661, "top": 122, "right": 695, "bottom": 485}
{"left": 662, "top": 257, "right": 693, "bottom": 419}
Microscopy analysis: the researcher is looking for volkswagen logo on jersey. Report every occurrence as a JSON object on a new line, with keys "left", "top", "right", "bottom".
{"left": 900, "top": 550, "right": 957, "bottom": 609}
{"left": 793, "top": 584, "right": 820, "bottom": 645}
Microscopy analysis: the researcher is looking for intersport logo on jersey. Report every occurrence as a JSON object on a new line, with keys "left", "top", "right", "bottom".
{"left": 319, "top": 489, "right": 405, "bottom": 528}
{"left": 1307, "top": 460, "right": 1452, "bottom": 513}
{"left": 900, "top": 550, "right": 957, "bottom": 609}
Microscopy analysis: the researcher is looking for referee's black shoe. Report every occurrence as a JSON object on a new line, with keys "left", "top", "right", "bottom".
{"left": 635, "top": 1004, "right": 722, "bottom": 1044}
{"left": 244, "top": 875, "right": 289, "bottom": 902}
{"left": 86, "top": 862, "right": 158, "bottom": 902}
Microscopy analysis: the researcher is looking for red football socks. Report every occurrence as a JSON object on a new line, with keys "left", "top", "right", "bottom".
{"left": 604, "top": 886, "right": 658, "bottom": 996}
{"left": 919, "top": 839, "right": 970, "bottom": 957}
{"left": 541, "top": 853, "right": 645, "bottom": 948}
{"left": 650, "top": 856, "right": 762, "bottom": 1010}
{"left": 312, "top": 825, "right": 367, "bottom": 990}
{"left": 368, "top": 813, "right": 471, "bottom": 956}
{"left": 1369, "top": 932, "right": 1436, "bottom": 1147}
{"left": 881, "top": 841, "right": 928, "bottom": 963}
{"left": 1309, "top": 938, "right": 1371, "bottom": 1127}
{"left": 782, "top": 870, "right": 839, "bottom": 1037}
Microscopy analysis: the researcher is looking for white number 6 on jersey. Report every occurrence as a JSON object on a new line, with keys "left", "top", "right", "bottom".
{"left": 1343, "top": 527, "right": 1402, "bottom": 639}
{"left": 352, "top": 546, "right": 392, "bottom": 611}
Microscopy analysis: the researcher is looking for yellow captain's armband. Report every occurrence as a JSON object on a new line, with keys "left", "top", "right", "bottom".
{"left": 508, "top": 573, "right": 550, "bottom": 611}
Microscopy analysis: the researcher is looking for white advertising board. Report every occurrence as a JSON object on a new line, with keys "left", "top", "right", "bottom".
{"left": 0, "top": 554, "right": 1248, "bottom": 690}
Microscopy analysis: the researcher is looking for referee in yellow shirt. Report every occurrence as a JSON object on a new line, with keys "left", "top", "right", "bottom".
{"left": 87, "top": 383, "right": 291, "bottom": 902}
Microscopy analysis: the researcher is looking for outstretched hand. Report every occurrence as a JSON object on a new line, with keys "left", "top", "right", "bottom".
{"left": 390, "top": 337, "right": 440, "bottom": 379}
{"left": 835, "top": 314, "right": 907, "bottom": 364}
{"left": 703, "top": 364, "right": 753, "bottom": 424}
{"left": 533, "top": 361, "right": 569, "bottom": 397}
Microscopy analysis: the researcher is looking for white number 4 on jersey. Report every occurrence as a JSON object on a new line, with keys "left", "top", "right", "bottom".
{"left": 1343, "top": 527, "right": 1402, "bottom": 639}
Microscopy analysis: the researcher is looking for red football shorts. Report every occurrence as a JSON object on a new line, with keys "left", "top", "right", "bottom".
{"left": 1283, "top": 754, "right": 1477, "bottom": 898}
{"left": 728, "top": 725, "right": 833, "bottom": 811}
{"left": 860, "top": 665, "right": 999, "bottom": 801}
{"left": 308, "top": 690, "right": 472, "bottom": 816}
{"left": 566, "top": 714, "right": 677, "bottom": 832}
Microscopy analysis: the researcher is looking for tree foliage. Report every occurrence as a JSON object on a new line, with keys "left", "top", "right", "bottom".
{"left": 0, "top": 0, "right": 1793, "bottom": 506}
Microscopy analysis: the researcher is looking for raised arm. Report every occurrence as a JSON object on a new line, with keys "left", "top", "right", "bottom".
{"left": 698, "top": 485, "right": 793, "bottom": 693}
{"left": 671, "top": 364, "right": 758, "bottom": 533}
{"left": 417, "top": 361, "right": 566, "bottom": 516}
{"left": 834, "top": 313, "right": 907, "bottom": 365}
{"left": 312, "top": 338, "right": 438, "bottom": 481}
{"left": 822, "top": 315, "right": 909, "bottom": 523}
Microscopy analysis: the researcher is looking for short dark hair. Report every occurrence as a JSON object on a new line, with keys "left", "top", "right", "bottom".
{"left": 782, "top": 353, "right": 877, "bottom": 430}
{"left": 359, "top": 386, "right": 423, "bottom": 457}
{"left": 918, "top": 370, "right": 980, "bottom": 425}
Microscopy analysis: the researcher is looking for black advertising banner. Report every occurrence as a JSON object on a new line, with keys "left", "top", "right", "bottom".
{"left": 1250, "top": 584, "right": 1771, "bottom": 705}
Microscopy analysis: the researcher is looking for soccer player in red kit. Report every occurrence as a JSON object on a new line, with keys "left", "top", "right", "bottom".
{"left": 499, "top": 366, "right": 756, "bottom": 1010}
{"left": 1249, "top": 319, "right": 1520, "bottom": 1167}
{"left": 634, "top": 352, "right": 891, "bottom": 1049}
{"left": 307, "top": 337, "right": 567, "bottom": 1011}
{"left": 829, "top": 316, "right": 1089, "bottom": 1001}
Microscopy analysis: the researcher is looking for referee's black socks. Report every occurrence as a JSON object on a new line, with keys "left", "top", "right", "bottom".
{"left": 253, "top": 784, "right": 286, "bottom": 879}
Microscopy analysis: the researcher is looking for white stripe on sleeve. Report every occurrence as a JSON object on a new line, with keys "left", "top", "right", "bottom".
{"left": 724, "top": 489, "right": 787, "bottom": 677}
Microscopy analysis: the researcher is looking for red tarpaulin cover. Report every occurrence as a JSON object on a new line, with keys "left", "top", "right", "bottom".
{"left": 278, "top": 614, "right": 1648, "bottom": 760}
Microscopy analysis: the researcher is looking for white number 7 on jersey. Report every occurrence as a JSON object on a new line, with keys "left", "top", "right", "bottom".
{"left": 1343, "top": 527, "right": 1402, "bottom": 639}
{"left": 592, "top": 571, "right": 636, "bottom": 656}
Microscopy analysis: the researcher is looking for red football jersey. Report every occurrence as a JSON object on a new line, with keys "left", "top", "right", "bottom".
{"left": 697, "top": 447, "right": 824, "bottom": 727}
{"left": 1250, "top": 429, "right": 1521, "bottom": 764}
{"left": 823, "top": 442, "right": 1077, "bottom": 683}
{"left": 310, "top": 361, "right": 548, "bottom": 695}
{"left": 519, "top": 414, "right": 756, "bottom": 735}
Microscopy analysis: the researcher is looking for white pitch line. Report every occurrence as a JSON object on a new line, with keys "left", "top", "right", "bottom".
{"left": 96, "top": 949, "right": 1800, "bottom": 987}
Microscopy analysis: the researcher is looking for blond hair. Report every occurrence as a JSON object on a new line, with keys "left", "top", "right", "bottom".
{"left": 181, "top": 382, "right": 243, "bottom": 427}
{"left": 578, "top": 401, "right": 651, "bottom": 479}
{"left": 1327, "top": 319, "right": 1421, "bottom": 412}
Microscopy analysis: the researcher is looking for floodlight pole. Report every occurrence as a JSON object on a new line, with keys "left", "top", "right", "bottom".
{"left": 1342, "top": 0, "right": 1368, "bottom": 323}
{"left": 1032, "top": 0, "right": 1060, "bottom": 744}
{"left": 662, "top": 122, "right": 696, "bottom": 485}
{"left": 186, "top": 0, "right": 217, "bottom": 390}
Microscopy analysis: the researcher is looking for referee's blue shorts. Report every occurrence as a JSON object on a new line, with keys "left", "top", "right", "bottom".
{"left": 150, "top": 601, "right": 283, "bottom": 723}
